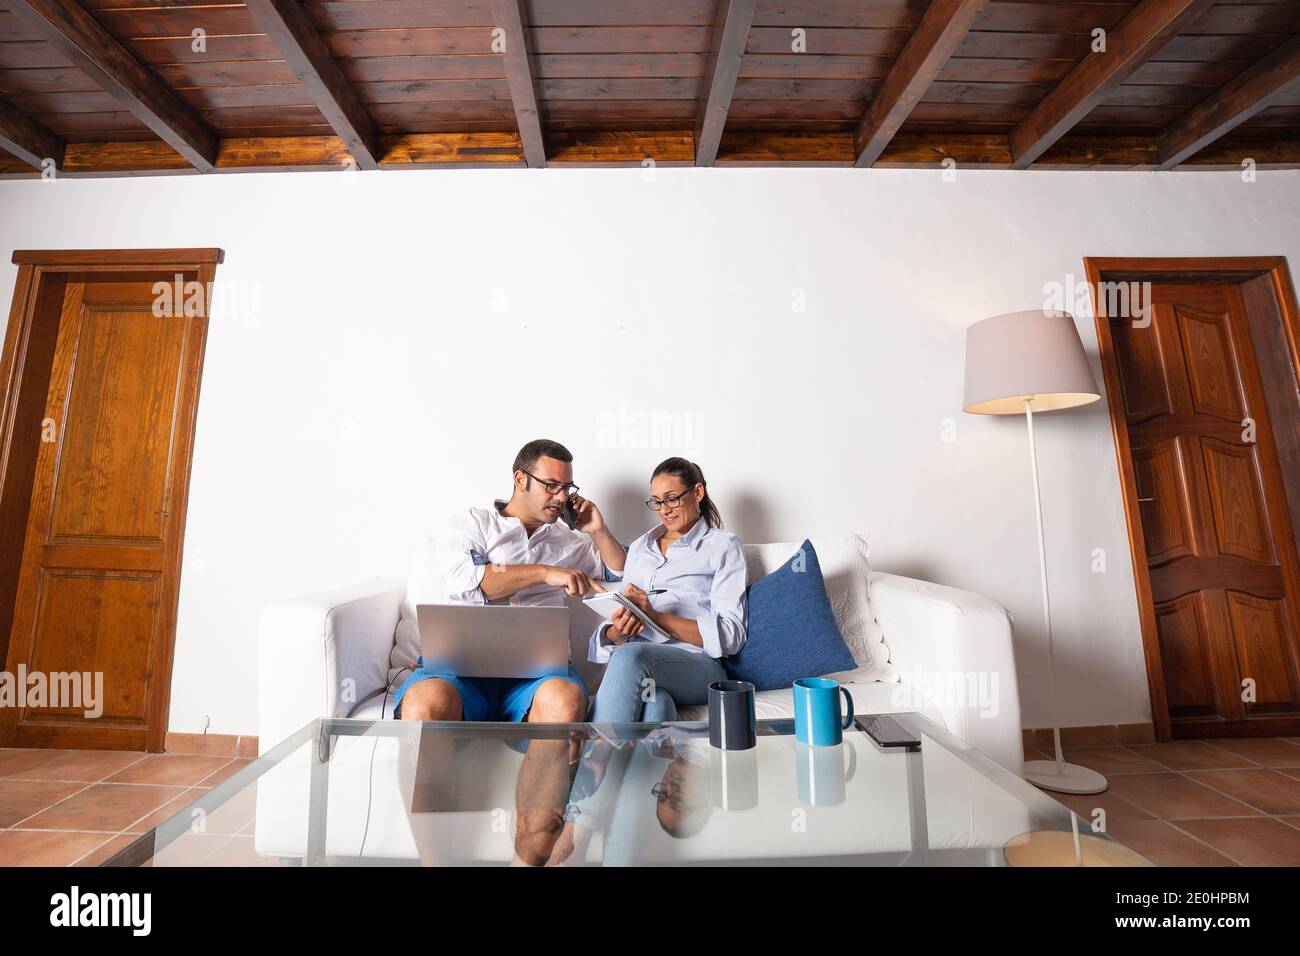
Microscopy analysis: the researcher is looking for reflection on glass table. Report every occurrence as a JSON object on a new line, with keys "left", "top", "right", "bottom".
{"left": 105, "top": 713, "right": 1151, "bottom": 867}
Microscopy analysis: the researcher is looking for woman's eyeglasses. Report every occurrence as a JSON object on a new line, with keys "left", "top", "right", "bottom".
{"left": 645, "top": 492, "right": 689, "bottom": 511}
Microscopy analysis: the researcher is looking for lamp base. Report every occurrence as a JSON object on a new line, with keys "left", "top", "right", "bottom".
{"left": 1024, "top": 759, "right": 1108, "bottom": 794}
{"left": 1003, "top": 830, "right": 1151, "bottom": 867}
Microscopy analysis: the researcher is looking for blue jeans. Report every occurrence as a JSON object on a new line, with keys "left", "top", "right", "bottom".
{"left": 592, "top": 642, "right": 727, "bottom": 723}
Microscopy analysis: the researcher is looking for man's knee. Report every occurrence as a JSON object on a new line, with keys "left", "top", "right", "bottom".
{"left": 514, "top": 809, "right": 563, "bottom": 866}
{"left": 528, "top": 679, "right": 586, "bottom": 722}
{"left": 399, "top": 678, "right": 462, "bottom": 721}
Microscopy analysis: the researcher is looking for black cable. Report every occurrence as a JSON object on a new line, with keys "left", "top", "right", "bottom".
{"left": 358, "top": 663, "right": 413, "bottom": 858}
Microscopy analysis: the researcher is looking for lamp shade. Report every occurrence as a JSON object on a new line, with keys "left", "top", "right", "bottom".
{"left": 963, "top": 310, "right": 1101, "bottom": 416}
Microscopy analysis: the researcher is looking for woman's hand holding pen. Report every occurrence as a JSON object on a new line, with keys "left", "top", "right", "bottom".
{"left": 620, "top": 583, "right": 653, "bottom": 614}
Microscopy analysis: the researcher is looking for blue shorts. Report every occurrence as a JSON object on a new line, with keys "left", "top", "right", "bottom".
{"left": 391, "top": 659, "right": 587, "bottom": 723}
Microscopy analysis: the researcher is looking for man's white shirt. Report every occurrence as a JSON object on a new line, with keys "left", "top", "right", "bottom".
{"left": 388, "top": 502, "right": 613, "bottom": 686}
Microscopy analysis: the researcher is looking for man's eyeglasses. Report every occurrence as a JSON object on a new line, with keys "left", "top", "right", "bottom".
{"left": 650, "top": 782, "right": 688, "bottom": 812}
{"left": 522, "top": 471, "right": 579, "bottom": 497}
{"left": 651, "top": 780, "right": 706, "bottom": 814}
{"left": 645, "top": 491, "right": 689, "bottom": 512}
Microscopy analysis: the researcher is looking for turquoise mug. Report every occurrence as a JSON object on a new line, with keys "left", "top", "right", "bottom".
{"left": 793, "top": 677, "right": 855, "bottom": 747}
{"left": 794, "top": 740, "right": 857, "bottom": 807}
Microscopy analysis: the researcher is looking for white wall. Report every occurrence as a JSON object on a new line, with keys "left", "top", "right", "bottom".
{"left": 2, "top": 165, "right": 1298, "bottom": 737}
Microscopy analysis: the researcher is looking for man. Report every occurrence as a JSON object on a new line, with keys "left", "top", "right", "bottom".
{"left": 390, "top": 438, "right": 625, "bottom": 725}
{"left": 390, "top": 439, "right": 624, "bottom": 865}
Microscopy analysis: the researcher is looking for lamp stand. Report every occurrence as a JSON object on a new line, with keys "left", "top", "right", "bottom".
{"left": 1020, "top": 399, "right": 1108, "bottom": 795}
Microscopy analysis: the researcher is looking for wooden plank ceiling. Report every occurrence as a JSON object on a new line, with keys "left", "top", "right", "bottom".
{"left": 0, "top": 0, "right": 1296, "bottom": 176}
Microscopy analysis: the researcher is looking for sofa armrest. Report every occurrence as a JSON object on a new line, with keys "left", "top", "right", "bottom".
{"left": 869, "top": 572, "right": 1023, "bottom": 776}
{"left": 257, "top": 577, "right": 405, "bottom": 755}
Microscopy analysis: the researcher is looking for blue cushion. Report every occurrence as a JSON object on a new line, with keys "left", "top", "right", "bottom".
{"left": 725, "top": 540, "right": 857, "bottom": 692}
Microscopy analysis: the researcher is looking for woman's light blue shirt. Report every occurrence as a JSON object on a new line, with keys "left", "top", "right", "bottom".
{"left": 588, "top": 517, "right": 748, "bottom": 663}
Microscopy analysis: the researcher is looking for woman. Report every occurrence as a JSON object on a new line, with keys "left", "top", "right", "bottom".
{"left": 590, "top": 457, "right": 747, "bottom": 723}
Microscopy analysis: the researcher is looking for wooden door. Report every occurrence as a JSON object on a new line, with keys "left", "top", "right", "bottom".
{"left": 1, "top": 269, "right": 210, "bottom": 751}
{"left": 1110, "top": 280, "right": 1300, "bottom": 737}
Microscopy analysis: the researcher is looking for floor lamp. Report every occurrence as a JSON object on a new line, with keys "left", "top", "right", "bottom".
{"left": 963, "top": 310, "right": 1108, "bottom": 795}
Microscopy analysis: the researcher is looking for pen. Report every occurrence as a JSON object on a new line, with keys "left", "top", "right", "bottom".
{"left": 588, "top": 587, "right": 668, "bottom": 597}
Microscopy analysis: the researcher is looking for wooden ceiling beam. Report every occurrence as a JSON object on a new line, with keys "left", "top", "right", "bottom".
{"left": 0, "top": 98, "right": 64, "bottom": 170}
{"left": 853, "top": 0, "right": 991, "bottom": 168}
{"left": 713, "top": 131, "right": 1300, "bottom": 170}
{"left": 1156, "top": 35, "right": 1300, "bottom": 170}
{"left": 0, "top": 152, "right": 40, "bottom": 176}
{"left": 243, "top": 0, "right": 381, "bottom": 170}
{"left": 0, "top": 134, "right": 528, "bottom": 177}
{"left": 489, "top": 0, "right": 545, "bottom": 168}
{"left": 695, "top": 0, "right": 757, "bottom": 167}
{"left": 1008, "top": 0, "right": 1215, "bottom": 169}
{"left": 380, "top": 133, "right": 526, "bottom": 169}
{"left": 1178, "top": 136, "right": 1300, "bottom": 170}
{"left": 550, "top": 131, "right": 695, "bottom": 167}
{"left": 5, "top": 0, "right": 216, "bottom": 172}
{"left": 2, "top": 132, "right": 1297, "bottom": 180}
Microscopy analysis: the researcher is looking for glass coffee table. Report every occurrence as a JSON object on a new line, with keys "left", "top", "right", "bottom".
{"left": 105, "top": 713, "right": 1151, "bottom": 866}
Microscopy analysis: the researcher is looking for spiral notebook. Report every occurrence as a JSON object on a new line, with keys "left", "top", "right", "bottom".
{"left": 582, "top": 585, "right": 672, "bottom": 643}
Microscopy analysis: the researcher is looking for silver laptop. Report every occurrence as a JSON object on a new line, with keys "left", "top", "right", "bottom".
{"left": 417, "top": 604, "right": 570, "bottom": 679}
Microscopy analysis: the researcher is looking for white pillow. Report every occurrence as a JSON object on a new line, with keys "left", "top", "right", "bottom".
{"left": 741, "top": 534, "right": 895, "bottom": 684}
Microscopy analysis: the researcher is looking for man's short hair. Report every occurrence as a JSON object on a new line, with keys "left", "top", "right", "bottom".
{"left": 512, "top": 439, "right": 573, "bottom": 475}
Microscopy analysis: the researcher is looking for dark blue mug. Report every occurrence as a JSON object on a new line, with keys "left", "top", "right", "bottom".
{"left": 708, "top": 679, "right": 756, "bottom": 751}
{"left": 793, "top": 677, "right": 855, "bottom": 747}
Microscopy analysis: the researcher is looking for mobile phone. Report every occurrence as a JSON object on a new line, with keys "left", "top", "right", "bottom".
{"left": 561, "top": 494, "right": 579, "bottom": 529}
{"left": 856, "top": 715, "right": 922, "bottom": 751}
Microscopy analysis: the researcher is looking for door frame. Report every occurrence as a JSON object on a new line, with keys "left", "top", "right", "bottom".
{"left": 1084, "top": 256, "right": 1300, "bottom": 741}
{"left": 0, "top": 248, "right": 223, "bottom": 750}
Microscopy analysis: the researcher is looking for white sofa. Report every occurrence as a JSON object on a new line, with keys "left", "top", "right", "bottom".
{"left": 254, "top": 536, "right": 1025, "bottom": 863}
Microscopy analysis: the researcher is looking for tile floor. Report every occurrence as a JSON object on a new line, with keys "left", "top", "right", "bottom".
{"left": 0, "top": 748, "right": 253, "bottom": 866}
{"left": 3, "top": 736, "right": 1299, "bottom": 866}
{"left": 1027, "top": 736, "right": 1300, "bottom": 865}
